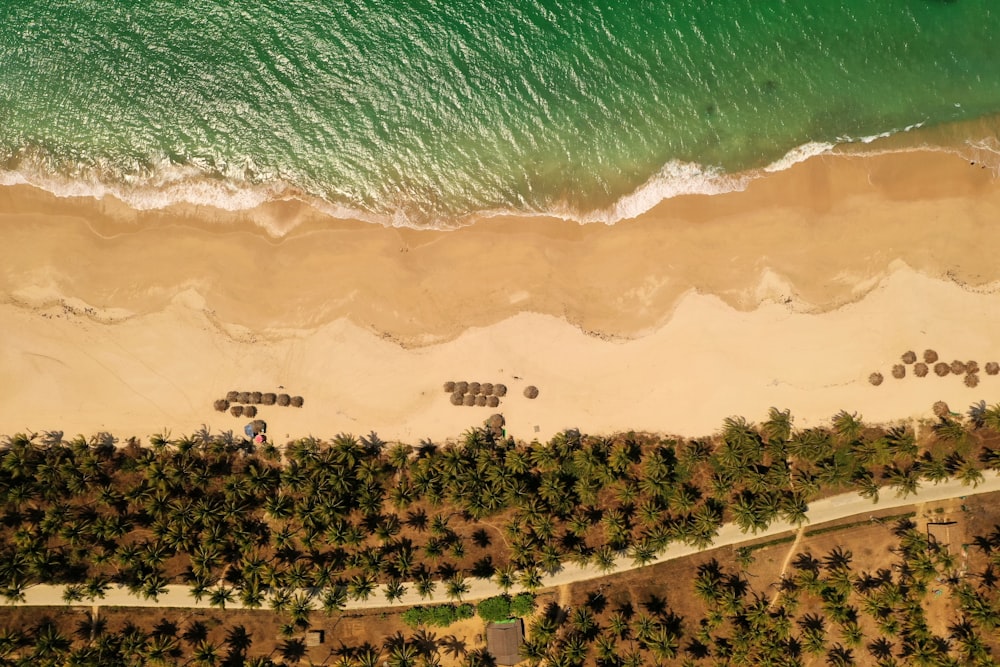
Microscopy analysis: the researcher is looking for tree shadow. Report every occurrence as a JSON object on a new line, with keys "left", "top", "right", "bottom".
{"left": 472, "top": 529, "right": 491, "bottom": 548}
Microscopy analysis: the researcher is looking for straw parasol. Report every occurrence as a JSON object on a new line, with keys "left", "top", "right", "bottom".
{"left": 486, "top": 414, "right": 505, "bottom": 430}
{"left": 913, "top": 363, "right": 929, "bottom": 377}
{"left": 230, "top": 406, "right": 244, "bottom": 418}
{"left": 277, "top": 394, "right": 291, "bottom": 407}
{"left": 250, "top": 391, "right": 262, "bottom": 404}
{"left": 965, "top": 373, "right": 980, "bottom": 388}
{"left": 487, "top": 396, "right": 500, "bottom": 408}
{"left": 463, "top": 395, "right": 476, "bottom": 406}
{"left": 262, "top": 393, "right": 277, "bottom": 405}
{"left": 244, "top": 405, "right": 258, "bottom": 418}
{"left": 950, "top": 360, "right": 966, "bottom": 375}
{"left": 475, "top": 395, "right": 487, "bottom": 407}
{"left": 924, "top": 349, "right": 938, "bottom": 364}
{"left": 987, "top": 362, "right": 1000, "bottom": 376}
{"left": 934, "top": 363, "right": 950, "bottom": 377}
{"left": 226, "top": 391, "right": 239, "bottom": 402}
{"left": 868, "top": 373, "right": 883, "bottom": 386}
{"left": 523, "top": 386, "right": 539, "bottom": 399}
{"left": 891, "top": 365, "right": 905, "bottom": 379}
{"left": 469, "top": 382, "right": 481, "bottom": 395}
{"left": 932, "top": 401, "right": 950, "bottom": 418}
{"left": 291, "top": 396, "right": 304, "bottom": 408}
{"left": 450, "top": 392, "right": 464, "bottom": 406}
{"left": 494, "top": 384, "right": 507, "bottom": 397}
{"left": 214, "top": 399, "right": 230, "bottom": 412}
{"left": 481, "top": 383, "right": 494, "bottom": 396}
{"left": 966, "top": 360, "right": 980, "bottom": 374}
{"left": 443, "top": 381, "right": 456, "bottom": 393}
{"left": 901, "top": 351, "right": 917, "bottom": 364}
{"left": 237, "top": 392, "right": 251, "bottom": 404}
{"left": 455, "top": 381, "right": 469, "bottom": 394}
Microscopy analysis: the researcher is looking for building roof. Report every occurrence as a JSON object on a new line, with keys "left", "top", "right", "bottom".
{"left": 486, "top": 619, "right": 524, "bottom": 666}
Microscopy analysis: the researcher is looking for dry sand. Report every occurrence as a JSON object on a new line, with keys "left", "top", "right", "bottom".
{"left": 1, "top": 147, "right": 999, "bottom": 444}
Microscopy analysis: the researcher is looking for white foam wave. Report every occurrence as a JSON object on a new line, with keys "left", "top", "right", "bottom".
{"left": 763, "top": 141, "right": 835, "bottom": 172}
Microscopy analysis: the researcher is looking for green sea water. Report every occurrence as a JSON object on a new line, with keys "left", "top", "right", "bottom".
{"left": 0, "top": 0, "right": 998, "bottom": 226}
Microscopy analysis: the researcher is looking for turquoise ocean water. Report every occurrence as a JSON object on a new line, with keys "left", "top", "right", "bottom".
{"left": 0, "top": 0, "right": 998, "bottom": 227}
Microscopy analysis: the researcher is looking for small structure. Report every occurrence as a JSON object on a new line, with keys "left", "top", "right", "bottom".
{"left": 927, "top": 520, "right": 959, "bottom": 556}
{"left": 486, "top": 619, "right": 524, "bottom": 666}
{"left": 305, "top": 629, "right": 325, "bottom": 647}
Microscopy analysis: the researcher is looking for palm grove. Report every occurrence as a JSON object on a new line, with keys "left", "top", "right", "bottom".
{"left": 1, "top": 404, "right": 999, "bottom": 660}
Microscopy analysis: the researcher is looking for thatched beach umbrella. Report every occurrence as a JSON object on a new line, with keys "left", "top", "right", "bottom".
{"left": 934, "top": 363, "right": 950, "bottom": 377}
{"left": 450, "top": 392, "right": 464, "bottom": 406}
{"left": 986, "top": 362, "right": 1000, "bottom": 376}
{"left": 932, "top": 401, "right": 950, "bottom": 418}
{"left": 486, "top": 414, "right": 505, "bottom": 430}
{"left": 277, "top": 394, "right": 291, "bottom": 407}
{"left": 291, "top": 396, "right": 304, "bottom": 408}
{"left": 891, "top": 365, "right": 905, "bottom": 379}
{"left": 869, "top": 373, "right": 883, "bottom": 386}
{"left": 237, "top": 392, "right": 251, "bottom": 404}
{"left": 214, "top": 399, "right": 230, "bottom": 412}
{"left": 455, "top": 381, "right": 469, "bottom": 394}
{"left": 950, "top": 360, "right": 966, "bottom": 375}
{"left": 226, "top": 391, "right": 239, "bottom": 402}
{"left": 481, "top": 383, "right": 494, "bottom": 396}
{"left": 475, "top": 395, "right": 487, "bottom": 407}
{"left": 250, "top": 391, "right": 262, "bottom": 404}
{"left": 487, "top": 396, "right": 499, "bottom": 408}
{"left": 913, "top": 363, "right": 929, "bottom": 377}
{"left": 901, "top": 351, "right": 917, "bottom": 364}
{"left": 524, "top": 386, "right": 539, "bottom": 399}
{"left": 494, "top": 384, "right": 507, "bottom": 397}
{"left": 924, "top": 349, "right": 939, "bottom": 364}
{"left": 443, "top": 381, "right": 456, "bottom": 393}
{"left": 965, "top": 373, "right": 980, "bottom": 388}
{"left": 230, "top": 405, "right": 244, "bottom": 418}
{"left": 244, "top": 405, "right": 258, "bottom": 418}
{"left": 463, "top": 395, "right": 476, "bottom": 406}
{"left": 469, "top": 382, "right": 481, "bottom": 395}
{"left": 262, "top": 393, "right": 277, "bottom": 405}
{"left": 966, "top": 361, "right": 980, "bottom": 374}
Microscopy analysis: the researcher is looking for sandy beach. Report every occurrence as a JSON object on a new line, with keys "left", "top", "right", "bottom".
{"left": 1, "top": 147, "right": 999, "bottom": 444}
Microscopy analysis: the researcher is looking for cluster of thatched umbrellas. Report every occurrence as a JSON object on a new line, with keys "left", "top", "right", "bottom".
{"left": 444, "top": 381, "right": 506, "bottom": 407}
{"left": 869, "top": 349, "right": 999, "bottom": 388}
{"left": 213, "top": 391, "right": 304, "bottom": 417}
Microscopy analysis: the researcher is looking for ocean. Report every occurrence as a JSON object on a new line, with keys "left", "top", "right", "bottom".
{"left": 1, "top": 0, "right": 999, "bottom": 227}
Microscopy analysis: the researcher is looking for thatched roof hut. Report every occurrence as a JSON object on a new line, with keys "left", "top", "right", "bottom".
{"left": 934, "top": 363, "right": 950, "bottom": 377}
{"left": 475, "top": 395, "right": 487, "bottom": 407}
{"left": 891, "top": 365, "right": 905, "bottom": 379}
{"left": 230, "top": 405, "right": 244, "bottom": 418}
{"left": 494, "top": 384, "right": 507, "bottom": 397}
{"left": 950, "top": 360, "right": 966, "bottom": 375}
{"left": 481, "top": 383, "right": 494, "bottom": 396}
{"left": 901, "top": 350, "right": 917, "bottom": 364}
{"left": 523, "top": 386, "right": 539, "bottom": 399}
{"left": 463, "top": 395, "right": 476, "bottom": 407}
{"left": 486, "top": 414, "right": 505, "bottom": 431}
{"left": 250, "top": 391, "right": 262, "bottom": 404}
{"left": 986, "top": 362, "right": 1000, "bottom": 376}
{"left": 443, "top": 381, "right": 456, "bottom": 393}
{"left": 277, "top": 394, "right": 291, "bottom": 407}
{"left": 214, "top": 399, "right": 230, "bottom": 412}
{"left": 455, "top": 381, "right": 469, "bottom": 394}
{"left": 226, "top": 391, "right": 239, "bottom": 402}
{"left": 487, "top": 396, "right": 500, "bottom": 408}
{"left": 244, "top": 405, "right": 258, "bottom": 418}
{"left": 913, "top": 363, "right": 929, "bottom": 377}
{"left": 262, "top": 393, "right": 277, "bottom": 405}
{"left": 486, "top": 620, "right": 524, "bottom": 666}
{"left": 924, "top": 349, "right": 939, "bottom": 364}
{"left": 450, "top": 392, "right": 464, "bottom": 406}
{"left": 965, "top": 373, "right": 980, "bottom": 388}
{"left": 237, "top": 392, "right": 251, "bottom": 404}
{"left": 290, "top": 396, "right": 304, "bottom": 408}
{"left": 933, "top": 401, "right": 950, "bottom": 418}
{"left": 469, "top": 382, "right": 481, "bottom": 395}
{"left": 966, "top": 360, "right": 980, "bottom": 374}
{"left": 869, "top": 373, "right": 883, "bottom": 386}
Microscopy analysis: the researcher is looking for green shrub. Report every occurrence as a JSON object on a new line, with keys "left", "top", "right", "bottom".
{"left": 477, "top": 595, "right": 512, "bottom": 622}
{"left": 403, "top": 603, "right": 475, "bottom": 628}
{"left": 510, "top": 593, "right": 536, "bottom": 617}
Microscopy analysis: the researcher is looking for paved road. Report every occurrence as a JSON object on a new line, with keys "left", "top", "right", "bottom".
{"left": 8, "top": 472, "right": 1000, "bottom": 610}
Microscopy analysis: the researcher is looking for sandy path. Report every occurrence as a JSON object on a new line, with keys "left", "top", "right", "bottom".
{"left": 6, "top": 473, "right": 999, "bottom": 610}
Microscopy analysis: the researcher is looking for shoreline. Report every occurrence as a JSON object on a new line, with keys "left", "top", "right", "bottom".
{"left": 1, "top": 146, "right": 999, "bottom": 443}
